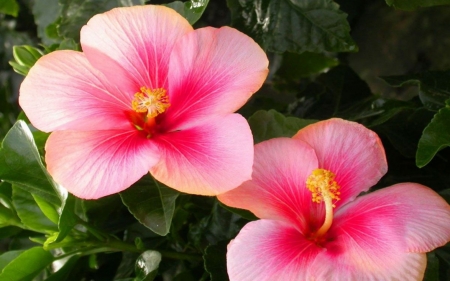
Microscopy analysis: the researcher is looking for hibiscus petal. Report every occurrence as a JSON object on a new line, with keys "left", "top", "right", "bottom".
{"left": 163, "top": 26, "right": 269, "bottom": 129}
{"left": 46, "top": 130, "right": 160, "bottom": 199}
{"left": 19, "top": 51, "right": 131, "bottom": 132}
{"left": 313, "top": 245, "right": 426, "bottom": 280}
{"left": 333, "top": 183, "right": 450, "bottom": 253}
{"left": 227, "top": 219, "right": 322, "bottom": 281}
{"left": 218, "top": 138, "right": 324, "bottom": 232}
{"left": 80, "top": 5, "right": 193, "bottom": 95}
{"left": 316, "top": 182, "right": 450, "bottom": 280}
{"left": 293, "top": 118, "right": 387, "bottom": 207}
{"left": 150, "top": 114, "right": 253, "bottom": 195}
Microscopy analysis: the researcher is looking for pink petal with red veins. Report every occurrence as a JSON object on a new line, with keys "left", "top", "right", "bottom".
{"left": 333, "top": 183, "right": 450, "bottom": 253}
{"left": 313, "top": 247, "right": 426, "bottom": 280}
{"left": 227, "top": 220, "right": 322, "bottom": 281}
{"left": 150, "top": 114, "right": 253, "bottom": 195}
{"left": 293, "top": 118, "right": 387, "bottom": 207}
{"left": 80, "top": 5, "right": 193, "bottom": 95}
{"left": 46, "top": 130, "right": 160, "bottom": 199}
{"left": 163, "top": 26, "right": 268, "bottom": 129}
{"left": 218, "top": 138, "right": 324, "bottom": 232}
{"left": 19, "top": 51, "right": 131, "bottom": 132}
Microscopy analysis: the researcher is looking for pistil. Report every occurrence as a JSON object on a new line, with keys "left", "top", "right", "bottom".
{"left": 305, "top": 168, "right": 341, "bottom": 238}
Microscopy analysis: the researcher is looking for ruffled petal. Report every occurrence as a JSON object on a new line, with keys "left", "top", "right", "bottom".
{"left": 46, "top": 130, "right": 160, "bottom": 199}
{"left": 80, "top": 5, "right": 193, "bottom": 95}
{"left": 293, "top": 118, "right": 387, "bottom": 207}
{"left": 150, "top": 114, "right": 253, "bottom": 195}
{"left": 227, "top": 220, "right": 322, "bottom": 281}
{"left": 333, "top": 183, "right": 450, "bottom": 253}
{"left": 162, "top": 26, "right": 268, "bottom": 129}
{"left": 19, "top": 51, "right": 131, "bottom": 132}
{"left": 218, "top": 138, "right": 324, "bottom": 232}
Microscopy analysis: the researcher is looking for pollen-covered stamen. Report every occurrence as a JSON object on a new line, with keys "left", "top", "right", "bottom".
{"left": 306, "top": 168, "right": 341, "bottom": 238}
{"left": 131, "top": 87, "right": 170, "bottom": 118}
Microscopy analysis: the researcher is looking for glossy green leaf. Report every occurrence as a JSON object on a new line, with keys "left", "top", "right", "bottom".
{"left": 248, "top": 109, "right": 317, "bottom": 143}
{"left": 385, "top": 0, "right": 450, "bottom": 11}
{"left": 12, "top": 185, "right": 58, "bottom": 233}
{"left": 11, "top": 45, "right": 43, "bottom": 68}
{"left": 0, "top": 250, "right": 23, "bottom": 272}
{"left": 275, "top": 52, "right": 339, "bottom": 80}
{"left": 0, "top": 0, "right": 19, "bottom": 17}
{"left": 0, "top": 121, "right": 75, "bottom": 240}
{"left": 416, "top": 103, "right": 450, "bottom": 167}
{"left": 56, "top": 0, "right": 145, "bottom": 41}
{"left": 227, "top": 0, "right": 357, "bottom": 54}
{"left": 54, "top": 194, "right": 77, "bottom": 243}
{"left": 0, "top": 247, "right": 53, "bottom": 281}
{"left": 0, "top": 121, "right": 63, "bottom": 206}
{"left": 120, "top": 175, "right": 179, "bottom": 236}
{"left": 382, "top": 71, "right": 450, "bottom": 111}
{"left": 203, "top": 241, "right": 228, "bottom": 281}
{"left": 44, "top": 255, "right": 80, "bottom": 281}
{"left": 135, "top": 250, "right": 161, "bottom": 281}
{"left": 0, "top": 198, "right": 19, "bottom": 227}
{"left": 165, "top": 0, "right": 209, "bottom": 25}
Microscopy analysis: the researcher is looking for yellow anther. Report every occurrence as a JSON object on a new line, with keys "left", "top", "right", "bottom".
{"left": 306, "top": 168, "right": 341, "bottom": 238}
{"left": 306, "top": 168, "right": 341, "bottom": 206}
{"left": 131, "top": 87, "right": 170, "bottom": 118}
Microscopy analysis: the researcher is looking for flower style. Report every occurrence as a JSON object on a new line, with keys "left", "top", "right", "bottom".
{"left": 218, "top": 118, "right": 450, "bottom": 281}
{"left": 19, "top": 5, "right": 268, "bottom": 199}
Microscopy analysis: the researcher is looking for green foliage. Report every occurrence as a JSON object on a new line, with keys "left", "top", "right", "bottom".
{"left": 0, "top": 247, "right": 53, "bottom": 280}
{"left": 385, "top": 0, "right": 450, "bottom": 11}
{"left": 382, "top": 71, "right": 450, "bottom": 111}
{"left": 165, "top": 0, "right": 210, "bottom": 25}
{"left": 416, "top": 102, "right": 450, "bottom": 167}
{"left": 0, "top": 0, "right": 19, "bottom": 17}
{"left": 120, "top": 175, "right": 179, "bottom": 236}
{"left": 248, "top": 109, "right": 316, "bottom": 143}
{"left": 134, "top": 250, "right": 161, "bottom": 281}
{"left": 227, "top": 0, "right": 357, "bottom": 53}
{"left": 9, "top": 45, "right": 44, "bottom": 76}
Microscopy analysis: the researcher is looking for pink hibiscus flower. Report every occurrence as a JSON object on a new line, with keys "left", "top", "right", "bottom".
{"left": 218, "top": 118, "right": 450, "bottom": 280}
{"left": 19, "top": 5, "right": 268, "bottom": 199}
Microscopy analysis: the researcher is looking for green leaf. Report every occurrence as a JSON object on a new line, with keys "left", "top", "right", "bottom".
{"left": 385, "top": 0, "right": 450, "bottom": 11}
{"left": 382, "top": 71, "right": 450, "bottom": 111}
{"left": 227, "top": 0, "right": 357, "bottom": 54}
{"left": 0, "top": 247, "right": 53, "bottom": 281}
{"left": 9, "top": 44, "right": 44, "bottom": 75}
{"left": 56, "top": 0, "right": 145, "bottom": 41}
{"left": 0, "top": 0, "right": 19, "bottom": 17}
{"left": 135, "top": 250, "right": 161, "bottom": 281}
{"left": 275, "top": 52, "right": 339, "bottom": 80}
{"left": 32, "top": 0, "right": 61, "bottom": 44}
{"left": 203, "top": 241, "right": 229, "bottom": 281}
{"left": 416, "top": 103, "right": 450, "bottom": 167}
{"left": 12, "top": 185, "right": 58, "bottom": 233}
{"left": 0, "top": 121, "right": 63, "bottom": 206}
{"left": 423, "top": 252, "right": 439, "bottom": 281}
{"left": 0, "top": 121, "right": 76, "bottom": 239}
{"left": 0, "top": 251, "right": 23, "bottom": 272}
{"left": 248, "top": 109, "right": 317, "bottom": 143}
{"left": 12, "top": 45, "right": 44, "bottom": 68}
{"left": 44, "top": 255, "right": 80, "bottom": 281}
{"left": 165, "top": 0, "right": 209, "bottom": 25}
{"left": 120, "top": 175, "right": 180, "bottom": 236}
